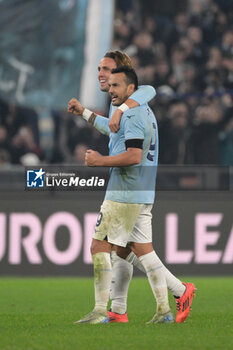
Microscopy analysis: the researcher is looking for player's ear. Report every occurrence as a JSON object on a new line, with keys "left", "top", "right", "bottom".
{"left": 127, "top": 83, "right": 135, "bottom": 96}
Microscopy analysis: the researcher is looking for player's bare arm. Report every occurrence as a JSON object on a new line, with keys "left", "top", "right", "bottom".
{"left": 109, "top": 98, "right": 139, "bottom": 133}
{"left": 85, "top": 148, "right": 142, "bottom": 167}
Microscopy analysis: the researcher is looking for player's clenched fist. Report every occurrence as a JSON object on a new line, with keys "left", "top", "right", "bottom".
{"left": 85, "top": 149, "right": 103, "bottom": 167}
{"left": 68, "top": 98, "right": 84, "bottom": 116}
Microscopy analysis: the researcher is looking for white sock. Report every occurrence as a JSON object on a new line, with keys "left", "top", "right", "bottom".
{"left": 139, "top": 251, "right": 170, "bottom": 314}
{"left": 92, "top": 252, "right": 112, "bottom": 313}
{"left": 126, "top": 251, "right": 185, "bottom": 297}
{"left": 126, "top": 251, "right": 146, "bottom": 273}
{"left": 165, "top": 268, "right": 185, "bottom": 297}
{"left": 110, "top": 251, "right": 133, "bottom": 314}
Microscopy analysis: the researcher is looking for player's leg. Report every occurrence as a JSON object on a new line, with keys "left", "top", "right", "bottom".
{"left": 106, "top": 202, "right": 142, "bottom": 322}
{"left": 74, "top": 238, "right": 112, "bottom": 324}
{"left": 91, "top": 239, "right": 113, "bottom": 313}
{"left": 106, "top": 201, "right": 143, "bottom": 322}
{"left": 123, "top": 248, "right": 195, "bottom": 323}
{"left": 121, "top": 204, "right": 173, "bottom": 323}
{"left": 75, "top": 201, "right": 114, "bottom": 324}
{"left": 126, "top": 204, "right": 185, "bottom": 295}
{"left": 124, "top": 204, "right": 195, "bottom": 322}
{"left": 108, "top": 247, "right": 133, "bottom": 322}
{"left": 126, "top": 250, "right": 186, "bottom": 297}
{"left": 109, "top": 203, "right": 174, "bottom": 323}
{"left": 75, "top": 200, "right": 141, "bottom": 325}
{"left": 126, "top": 241, "right": 174, "bottom": 324}
{"left": 126, "top": 205, "right": 185, "bottom": 297}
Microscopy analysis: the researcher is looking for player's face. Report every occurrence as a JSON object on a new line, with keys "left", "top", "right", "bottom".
{"left": 108, "top": 73, "right": 133, "bottom": 106}
{"left": 98, "top": 58, "right": 117, "bottom": 92}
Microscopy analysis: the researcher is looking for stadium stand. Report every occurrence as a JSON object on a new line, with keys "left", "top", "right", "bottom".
{"left": 0, "top": 0, "right": 232, "bottom": 165}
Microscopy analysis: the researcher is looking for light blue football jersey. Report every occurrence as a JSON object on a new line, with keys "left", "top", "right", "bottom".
{"left": 95, "top": 104, "right": 159, "bottom": 204}
{"left": 93, "top": 85, "right": 156, "bottom": 136}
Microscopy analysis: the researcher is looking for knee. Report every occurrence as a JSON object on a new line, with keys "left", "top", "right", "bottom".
{"left": 90, "top": 239, "right": 112, "bottom": 255}
{"left": 128, "top": 241, "right": 153, "bottom": 257}
{"left": 90, "top": 240, "right": 98, "bottom": 255}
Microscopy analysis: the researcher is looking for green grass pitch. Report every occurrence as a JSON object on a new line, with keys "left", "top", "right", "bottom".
{"left": 0, "top": 277, "right": 232, "bottom": 350}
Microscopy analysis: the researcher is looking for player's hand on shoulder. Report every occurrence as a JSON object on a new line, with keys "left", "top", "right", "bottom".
{"left": 85, "top": 149, "right": 103, "bottom": 167}
{"left": 67, "top": 98, "right": 84, "bottom": 116}
{"left": 109, "top": 109, "right": 123, "bottom": 133}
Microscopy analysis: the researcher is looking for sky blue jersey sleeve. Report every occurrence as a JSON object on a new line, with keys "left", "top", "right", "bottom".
{"left": 94, "top": 104, "right": 117, "bottom": 136}
{"left": 123, "top": 110, "right": 145, "bottom": 140}
{"left": 94, "top": 115, "right": 110, "bottom": 136}
{"left": 130, "top": 85, "right": 156, "bottom": 106}
{"left": 93, "top": 104, "right": 114, "bottom": 136}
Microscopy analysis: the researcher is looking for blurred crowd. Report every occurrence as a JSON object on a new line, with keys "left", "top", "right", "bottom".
{"left": 0, "top": 101, "right": 108, "bottom": 167}
{"left": 114, "top": 0, "right": 233, "bottom": 164}
{"left": 0, "top": 102, "right": 42, "bottom": 167}
{"left": 0, "top": 0, "right": 232, "bottom": 166}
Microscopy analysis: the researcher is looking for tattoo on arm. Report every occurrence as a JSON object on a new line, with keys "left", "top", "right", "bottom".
{"left": 89, "top": 113, "right": 97, "bottom": 125}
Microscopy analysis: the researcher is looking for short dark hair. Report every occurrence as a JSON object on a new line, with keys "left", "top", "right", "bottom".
{"left": 111, "top": 66, "right": 138, "bottom": 90}
{"left": 104, "top": 51, "right": 132, "bottom": 68}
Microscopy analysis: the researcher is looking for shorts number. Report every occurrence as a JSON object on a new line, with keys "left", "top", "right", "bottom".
{"left": 96, "top": 212, "right": 103, "bottom": 227}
